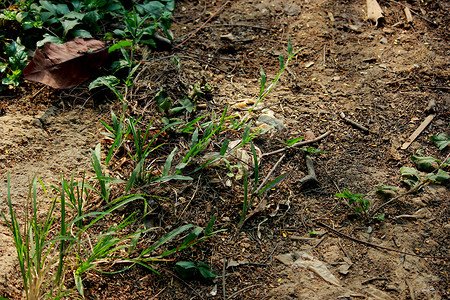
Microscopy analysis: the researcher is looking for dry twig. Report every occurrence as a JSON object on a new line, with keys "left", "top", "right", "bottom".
{"left": 263, "top": 131, "right": 331, "bottom": 157}
{"left": 315, "top": 221, "right": 449, "bottom": 260}
{"left": 340, "top": 112, "right": 370, "bottom": 133}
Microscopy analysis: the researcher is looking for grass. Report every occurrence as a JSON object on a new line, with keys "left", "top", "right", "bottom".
{"left": 1, "top": 1, "right": 311, "bottom": 296}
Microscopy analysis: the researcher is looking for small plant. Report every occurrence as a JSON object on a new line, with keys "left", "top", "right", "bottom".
{"left": 235, "top": 40, "right": 304, "bottom": 128}
{"left": 239, "top": 143, "right": 288, "bottom": 228}
{"left": 335, "top": 190, "right": 370, "bottom": 217}
{"left": 175, "top": 261, "right": 216, "bottom": 280}
{"left": 0, "top": 40, "right": 28, "bottom": 86}
{"left": 400, "top": 133, "right": 449, "bottom": 190}
{"left": 1, "top": 173, "right": 71, "bottom": 299}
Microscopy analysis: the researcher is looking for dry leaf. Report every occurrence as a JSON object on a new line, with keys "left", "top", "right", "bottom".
{"left": 367, "top": 0, "right": 384, "bottom": 26}
{"left": 404, "top": 7, "right": 413, "bottom": 23}
{"left": 292, "top": 252, "right": 341, "bottom": 286}
{"left": 23, "top": 37, "right": 108, "bottom": 89}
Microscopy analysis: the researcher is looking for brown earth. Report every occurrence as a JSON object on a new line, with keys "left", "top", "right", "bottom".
{"left": 1, "top": 0, "right": 449, "bottom": 299}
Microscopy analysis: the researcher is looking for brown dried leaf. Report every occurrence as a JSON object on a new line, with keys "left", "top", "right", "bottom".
{"left": 367, "top": 0, "right": 384, "bottom": 26}
{"left": 23, "top": 37, "right": 108, "bottom": 89}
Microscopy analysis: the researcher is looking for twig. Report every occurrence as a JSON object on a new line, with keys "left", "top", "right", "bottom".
{"left": 227, "top": 284, "right": 262, "bottom": 299}
{"left": 338, "top": 239, "right": 352, "bottom": 263}
{"left": 401, "top": 114, "right": 436, "bottom": 149}
{"left": 298, "top": 154, "right": 319, "bottom": 186}
{"left": 340, "top": 112, "right": 370, "bottom": 133}
{"left": 263, "top": 131, "right": 331, "bottom": 157}
{"left": 312, "top": 233, "right": 327, "bottom": 249}
{"left": 222, "top": 257, "right": 227, "bottom": 300}
{"left": 262, "top": 242, "right": 279, "bottom": 264}
{"left": 150, "top": 287, "right": 167, "bottom": 299}
{"left": 314, "top": 221, "right": 449, "bottom": 259}
{"left": 30, "top": 86, "right": 46, "bottom": 99}
{"left": 254, "top": 154, "right": 285, "bottom": 195}
{"left": 176, "top": 0, "right": 231, "bottom": 48}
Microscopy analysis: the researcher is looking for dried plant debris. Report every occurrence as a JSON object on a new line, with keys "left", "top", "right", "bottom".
{"left": 23, "top": 37, "right": 108, "bottom": 89}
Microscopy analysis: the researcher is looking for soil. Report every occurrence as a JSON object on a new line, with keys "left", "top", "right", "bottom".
{"left": 1, "top": 0, "right": 449, "bottom": 299}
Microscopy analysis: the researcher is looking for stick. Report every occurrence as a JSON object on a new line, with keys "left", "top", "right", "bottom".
{"left": 401, "top": 114, "right": 435, "bottom": 149}
{"left": 340, "top": 112, "right": 370, "bottom": 133}
{"left": 227, "top": 284, "right": 262, "bottom": 299}
{"left": 222, "top": 257, "right": 227, "bottom": 300}
{"left": 313, "top": 234, "right": 327, "bottom": 249}
{"left": 298, "top": 154, "right": 319, "bottom": 186}
{"left": 314, "top": 221, "right": 449, "bottom": 260}
{"left": 263, "top": 131, "right": 331, "bottom": 157}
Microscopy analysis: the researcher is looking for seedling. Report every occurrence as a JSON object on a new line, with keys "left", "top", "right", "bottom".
{"left": 335, "top": 190, "right": 370, "bottom": 217}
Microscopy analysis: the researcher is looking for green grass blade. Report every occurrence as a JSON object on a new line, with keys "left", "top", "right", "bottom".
{"left": 257, "top": 173, "right": 288, "bottom": 196}
{"left": 141, "top": 224, "right": 194, "bottom": 257}
{"left": 163, "top": 147, "right": 177, "bottom": 177}
{"left": 251, "top": 142, "right": 259, "bottom": 194}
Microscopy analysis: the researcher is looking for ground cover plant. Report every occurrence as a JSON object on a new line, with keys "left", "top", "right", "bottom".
{"left": 1, "top": 0, "right": 449, "bottom": 299}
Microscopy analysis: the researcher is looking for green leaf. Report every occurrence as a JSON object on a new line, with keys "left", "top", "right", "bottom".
{"left": 6, "top": 41, "right": 27, "bottom": 70}
{"left": 400, "top": 166, "right": 421, "bottom": 179}
{"left": 287, "top": 39, "right": 293, "bottom": 56}
{"left": 74, "top": 272, "right": 84, "bottom": 297}
{"left": 197, "top": 262, "right": 216, "bottom": 279}
{"left": 89, "top": 75, "right": 120, "bottom": 90}
{"left": 111, "top": 59, "right": 130, "bottom": 74}
{"left": 258, "top": 173, "right": 288, "bottom": 196}
{"left": 411, "top": 156, "right": 437, "bottom": 171}
{"left": 220, "top": 139, "right": 229, "bottom": 156}
{"left": 204, "top": 215, "right": 215, "bottom": 236}
{"left": 285, "top": 137, "right": 304, "bottom": 146}
{"left": 169, "top": 98, "right": 194, "bottom": 114}
{"left": 377, "top": 185, "right": 398, "bottom": 192}
{"left": 430, "top": 133, "right": 450, "bottom": 150}
{"left": 154, "top": 88, "right": 171, "bottom": 112}
{"left": 426, "top": 169, "right": 450, "bottom": 183}
{"left": 71, "top": 29, "right": 92, "bottom": 38}
{"left": 400, "top": 166, "right": 421, "bottom": 188}
{"left": 279, "top": 54, "right": 284, "bottom": 69}
{"left": 162, "top": 147, "right": 177, "bottom": 177}
{"left": 141, "top": 224, "right": 194, "bottom": 257}
{"left": 374, "top": 214, "right": 385, "bottom": 220}
{"left": 109, "top": 40, "right": 133, "bottom": 53}
{"left": 61, "top": 19, "right": 80, "bottom": 37}
{"left": 302, "top": 147, "right": 327, "bottom": 154}
{"left": 175, "top": 261, "right": 197, "bottom": 279}
{"left": 36, "top": 34, "right": 63, "bottom": 47}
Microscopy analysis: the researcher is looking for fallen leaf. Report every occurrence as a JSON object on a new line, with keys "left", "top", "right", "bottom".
{"left": 367, "top": 0, "right": 384, "bottom": 26}
{"left": 292, "top": 252, "right": 341, "bottom": 286}
{"left": 23, "top": 37, "right": 108, "bottom": 89}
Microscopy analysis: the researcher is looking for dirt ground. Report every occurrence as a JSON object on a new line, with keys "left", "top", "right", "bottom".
{"left": 1, "top": 0, "right": 449, "bottom": 299}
